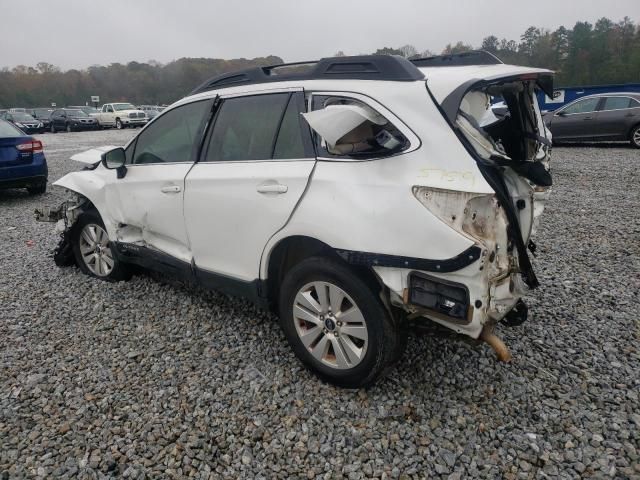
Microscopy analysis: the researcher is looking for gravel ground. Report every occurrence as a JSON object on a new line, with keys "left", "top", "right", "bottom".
{"left": 1, "top": 130, "right": 639, "bottom": 479}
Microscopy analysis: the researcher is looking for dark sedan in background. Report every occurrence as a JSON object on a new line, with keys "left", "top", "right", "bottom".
{"left": 0, "top": 111, "right": 45, "bottom": 134}
{"left": 50, "top": 108, "right": 99, "bottom": 132}
{"left": 0, "top": 119, "right": 47, "bottom": 194}
{"left": 543, "top": 93, "right": 640, "bottom": 148}
{"left": 28, "top": 108, "right": 54, "bottom": 132}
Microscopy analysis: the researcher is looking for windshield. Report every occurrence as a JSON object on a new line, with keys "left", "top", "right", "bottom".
{"left": 66, "top": 110, "right": 88, "bottom": 117}
{"left": 13, "top": 113, "right": 36, "bottom": 122}
{"left": 34, "top": 109, "right": 52, "bottom": 118}
{"left": 113, "top": 103, "right": 135, "bottom": 111}
{"left": 0, "top": 120, "right": 23, "bottom": 137}
{"left": 81, "top": 107, "right": 98, "bottom": 114}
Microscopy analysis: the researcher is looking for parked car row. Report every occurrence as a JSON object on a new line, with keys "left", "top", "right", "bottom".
{"left": 0, "top": 102, "right": 169, "bottom": 133}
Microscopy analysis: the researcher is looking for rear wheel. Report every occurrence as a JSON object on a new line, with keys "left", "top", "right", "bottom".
{"left": 279, "top": 257, "right": 400, "bottom": 387}
{"left": 72, "top": 212, "right": 130, "bottom": 281}
{"left": 631, "top": 125, "right": 640, "bottom": 149}
{"left": 26, "top": 182, "right": 46, "bottom": 195}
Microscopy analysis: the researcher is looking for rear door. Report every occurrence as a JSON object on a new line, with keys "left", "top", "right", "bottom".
{"left": 549, "top": 97, "right": 602, "bottom": 140}
{"left": 596, "top": 96, "right": 640, "bottom": 139}
{"left": 184, "top": 89, "right": 316, "bottom": 282}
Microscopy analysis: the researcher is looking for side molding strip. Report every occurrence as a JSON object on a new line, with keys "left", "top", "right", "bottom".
{"left": 335, "top": 245, "right": 482, "bottom": 273}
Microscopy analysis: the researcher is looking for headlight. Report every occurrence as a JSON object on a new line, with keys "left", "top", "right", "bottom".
{"left": 37, "top": 122, "right": 43, "bottom": 127}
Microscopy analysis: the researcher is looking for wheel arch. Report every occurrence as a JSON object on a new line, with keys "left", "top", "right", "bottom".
{"left": 263, "top": 235, "right": 383, "bottom": 310}
{"left": 53, "top": 173, "right": 114, "bottom": 235}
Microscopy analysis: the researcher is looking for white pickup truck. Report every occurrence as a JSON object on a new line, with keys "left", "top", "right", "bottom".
{"left": 96, "top": 103, "right": 147, "bottom": 129}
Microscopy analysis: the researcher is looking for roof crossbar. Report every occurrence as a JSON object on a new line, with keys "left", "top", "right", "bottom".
{"left": 410, "top": 50, "right": 503, "bottom": 68}
{"left": 190, "top": 55, "right": 425, "bottom": 95}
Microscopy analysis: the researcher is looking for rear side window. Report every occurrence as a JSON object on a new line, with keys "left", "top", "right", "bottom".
{"left": 273, "top": 95, "right": 307, "bottom": 159}
{"left": 307, "top": 95, "right": 408, "bottom": 158}
{"left": 131, "top": 100, "right": 211, "bottom": 165}
{"left": 563, "top": 98, "right": 600, "bottom": 114}
{"left": 602, "top": 97, "right": 633, "bottom": 110}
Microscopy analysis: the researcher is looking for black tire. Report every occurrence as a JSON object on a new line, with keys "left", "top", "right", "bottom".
{"left": 279, "top": 256, "right": 400, "bottom": 388}
{"left": 26, "top": 182, "right": 47, "bottom": 195}
{"left": 66, "top": 123, "right": 73, "bottom": 133}
{"left": 631, "top": 125, "right": 640, "bottom": 149}
{"left": 115, "top": 118, "right": 123, "bottom": 129}
{"left": 50, "top": 124, "right": 56, "bottom": 133}
{"left": 72, "top": 211, "right": 131, "bottom": 282}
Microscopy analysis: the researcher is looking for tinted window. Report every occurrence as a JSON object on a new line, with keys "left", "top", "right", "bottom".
{"left": 630, "top": 98, "right": 640, "bottom": 108}
{"left": 602, "top": 97, "right": 632, "bottom": 110}
{"left": 563, "top": 98, "right": 600, "bottom": 114}
{"left": 132, "top": 100, "right": 210, "bottom": 165}
{"left": 273, "top": 96, "right": 306, "bottom": 159}
{"left": 0, "top": 120, "right": 23, "bottom": 137}
{"left": 206, "top": 94, "right": 289, "bottom": 162}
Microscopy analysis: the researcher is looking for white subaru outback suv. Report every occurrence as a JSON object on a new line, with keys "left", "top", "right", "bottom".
{"left": 38, "top": 51, "right": 553, "bottom": 387}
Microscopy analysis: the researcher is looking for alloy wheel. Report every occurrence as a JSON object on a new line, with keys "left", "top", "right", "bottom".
{"left": 79, "top": 223, "right": 114, "bottom": 277}
{"left": 633, "top": 128, "right": 640, "bottom": 147}
{"left": 293, "top": 281, "right": 368, "bottom": 369}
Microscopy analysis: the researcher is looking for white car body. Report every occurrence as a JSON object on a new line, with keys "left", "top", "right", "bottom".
{"left": 96, "top": 103, "right": 147, "bottom": 128}
{"left": 42, "top": 53, "right": 554, "bottom": 385}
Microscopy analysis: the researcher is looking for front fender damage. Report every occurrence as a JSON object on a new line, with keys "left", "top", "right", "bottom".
{"left": 34, "top": 194, "right": 90, "bottom": 267}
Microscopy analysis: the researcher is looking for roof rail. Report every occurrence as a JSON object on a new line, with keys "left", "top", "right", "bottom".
{"left": 411, "top": 50, "right": 503, "bottom": 68}
{"left": 190, "top": 55, "right": 425, "bottom": 95}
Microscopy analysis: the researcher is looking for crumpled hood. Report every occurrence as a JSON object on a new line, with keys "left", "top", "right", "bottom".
{"left": 69, "top": 146, "right": 119, "bottom": 165}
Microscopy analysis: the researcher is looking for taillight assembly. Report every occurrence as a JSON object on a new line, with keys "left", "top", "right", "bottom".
{"left": 16, "top": 140, "right": 43, "bottom": 154}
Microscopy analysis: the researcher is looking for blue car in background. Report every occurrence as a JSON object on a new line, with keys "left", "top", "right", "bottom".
{"left": 0, "top": 119, "right": 48, "bottom": 194}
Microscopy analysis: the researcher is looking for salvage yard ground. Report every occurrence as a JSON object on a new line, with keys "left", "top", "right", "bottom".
{"left": 1, "top": 130, "right": 639, "bottom": 479}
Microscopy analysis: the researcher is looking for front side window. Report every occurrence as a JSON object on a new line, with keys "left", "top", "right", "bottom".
{"left": 602, "top": 97, "right": 632, "bottom": 111}
{"left": 131, "top": 100, "right": 211, "bottom": 165}
{"left": 562, "top": 98, "right": 600, "bottom": 115}
{"left": 306, "top": 95, "right": 408, "bottom": 158}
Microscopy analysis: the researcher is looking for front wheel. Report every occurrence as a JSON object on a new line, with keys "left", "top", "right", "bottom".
{"left": 50, "top": 124, "right": 56, "bottom": 133}
{"left": 72, "top": 212, "right": 131, "bottom": 281}
{"left": 115, "top": 118, "right": 123, "bottom": 129}
{"left": 279, "top": 257, "right": 401, "bottom": 388}
{"left": 66, "top": 123, "right": 72, "bottom": 133}
{"left": 631, "top": 125, "right": 640, "bottom": 149}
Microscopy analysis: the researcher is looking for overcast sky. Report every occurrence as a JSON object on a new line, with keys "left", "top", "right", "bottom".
{"left": 1, "top": 0, "right": 637, "bottom": 70}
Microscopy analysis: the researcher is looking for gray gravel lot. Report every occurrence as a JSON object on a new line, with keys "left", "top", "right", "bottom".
{"left": 1, "top": 130, "right": 639, "bottom": 479}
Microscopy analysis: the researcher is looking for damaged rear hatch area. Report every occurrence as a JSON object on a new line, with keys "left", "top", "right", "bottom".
{"left": 421, "top": 63, "right": 554, "bottom": 292}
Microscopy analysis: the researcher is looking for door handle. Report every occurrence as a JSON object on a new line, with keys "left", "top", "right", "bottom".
{"left": 583, "top": 117, "right": 593, "bottom": 120}
{"left": 257, "top": 183, "right": 288, "bottom": 194}
{"left": 160, "top": 185, "right": 181, "bottom": 194}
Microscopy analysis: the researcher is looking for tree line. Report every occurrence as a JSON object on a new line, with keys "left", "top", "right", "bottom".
{"left": 1, "top": 17, "right": 638, "bottom": 109}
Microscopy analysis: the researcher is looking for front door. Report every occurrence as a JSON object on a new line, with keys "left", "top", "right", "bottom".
{"left": 550, "top": 97, "right": 602, "bottom": 140}
{"left": 104, "top": 98, "right": 213, "bottom": 264}
{"left": 184, "top": 90, "right": 316, "bottom": 283}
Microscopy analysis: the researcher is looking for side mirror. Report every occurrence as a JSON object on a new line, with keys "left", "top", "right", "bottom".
{"left": 101, "top": 147, "right": 127, "bottom": 179}
{"left": 556, "top": 110, "right": 567, "bottom": 117}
